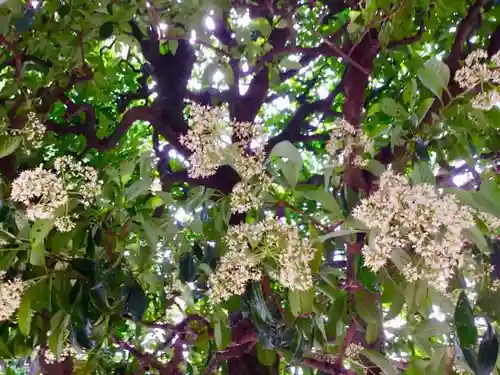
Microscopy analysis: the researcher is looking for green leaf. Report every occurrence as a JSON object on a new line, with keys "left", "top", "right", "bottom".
{"left": 366, "top": 321, "right": 379, "bottom": 344}
{"left": 464, "top": 227, "right": 490, "bottom": 254}
{"left": 49, "top": 310, "right": 70, "bottom": 358}
{"left": 0, "top": 135, "right": 20, "bottom": 158}
{"left": 214, "top": 315, "right": 230, "bottom": 349}
{"left": 427, "top": 346, "right": 452, "bottom": 375}
{"left": 18, "top": 290, "right": 32, "bottom": 336}
{"left": 289, "top": 289, "right": 301, "bottom": 317}
{"left": 126, "top": 282, "right": 148, "bottom": 320}
{"left": 301, "top": 188, "right": 341, "bottom": 217}
{"left": 364, "top": 159, "right": 386, "bottom": 176}
{"left": 319, "top": 228, "right": 361, "bottom": 242}
{"left": 179, "top": 253, "right": 196, "bottom": 283}
{"left": 355, "top": 291, "right": 380, "bottom": 323}
{"left": 251, "top": 18, "right": 272, "bottom": 38}
{"left": 275, "top": 18, "right": 288, "bottom": 28}
{"left": 361, "top": 349, "right": 398, "bottom": 375}
{"left": 316, "top": 282, "right": 342, "bottom": 301}
{"left": 140, "top": 217, "right": 159, "bottom": 251}
{"left": 281, "top": 161, "right": 301, "bottom": 188}
{"left": 281, "top": 58, "right": 302, "bottom": 70}
{"left": 271, "top": 141, "right": 303, "bottom": 164}
{"left": 417, "top": 58, "right": 450, "bottom": 99}
{"left": 454, "top": 292, "right": 478, "bottom": 349}
{"left": 125, "top": 179, "right": 151, "bottom": 201}
{"left": 411, "top": 161, "right": 435, "bottom": 185}
{"left": 256, "top": 342, "right": 276, "bottom": 366}
{"left": 120, "top": 159, "right": 137, "bottom": 185}
{"left": 30, "top": 219, "right": 54, "bottom": 247}
{"left": 288, "top": 289, "right": 313, "bottom": 317}
{"left": 29, "top": 219, "right": 53, "bottom": 267}
{"left": 251, "top": 282, "right": 275, "bottom": 324}
{"left": 99, "top": 22, "right": 114, "bottom": 39}
{"left": 416, "top": 98, "right": 435, "bottom": 124}
{"left": 386, "top": 289, "right": 405, "bottom": 320}
{"left": 168, "top": 40, "right": 179, "bottom": 55}
{"left": 477, "top": 320, "right": 499, "bottom": 375}
{"left": 380, "top": 98, "right": 409, "bottom": 119}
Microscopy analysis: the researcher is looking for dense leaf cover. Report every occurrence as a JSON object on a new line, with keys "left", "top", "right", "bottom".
{"left": 0, "top": 0, "right": 500, "bottom": 374}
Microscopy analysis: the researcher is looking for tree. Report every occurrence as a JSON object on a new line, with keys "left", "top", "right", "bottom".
{"left": 0, "top": 0, "right": 499, "bottom": 374}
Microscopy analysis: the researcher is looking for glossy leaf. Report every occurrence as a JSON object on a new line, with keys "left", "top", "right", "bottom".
{"left": 454, "top": 292, "right": 477, "bottom": 350}
{"left": 477, "top": 320, "right": 499, "bottom": 375}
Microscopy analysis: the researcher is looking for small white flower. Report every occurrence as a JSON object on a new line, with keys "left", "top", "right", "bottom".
{"left": 326, "top": 119, "right": 372, "bottom": 164}
{"left": 0, "top": 274, "right": 24, "bottom": 321}
{"left": 54, "top": 215, "right": 77, "bottom": 232}
{"left": 352, "top": 168, "right": 475, "bottom": 290}
{"left": 44, "top": 345, "right": 76, "bottom": 364}
{"left": 11, "top": 167, "right": 68, "bottom": 220}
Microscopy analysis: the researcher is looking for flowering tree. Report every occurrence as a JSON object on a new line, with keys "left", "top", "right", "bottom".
{"left": 0, "top": 0, "right": 500, "bottom": 374}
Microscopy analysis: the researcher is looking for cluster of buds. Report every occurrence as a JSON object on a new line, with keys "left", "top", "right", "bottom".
{"left": 0, "top": 273, "right": 24, "bottom": 321}
{"left": 326, "top": 119, "right": 373, "bottom": 166}
{"left": 1, "top": 111, "right": 47, "bottom": 154}
{"left": 454, "top": 50, "right": 500, "bottom": 111}
{"left": 208, "top": 215, "right": 315, "bottom": 303}
{"left": 11, "top": 156, "right": 102, "bottom": 231}
{"left": 352, "top": 168, "right": 475, "bottom": 291}
{"left": 180, "top": 103, "right": 271, "bottom": 213}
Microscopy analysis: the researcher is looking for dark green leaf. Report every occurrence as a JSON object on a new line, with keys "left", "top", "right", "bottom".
{"left": 454, "top": 292, "right": 477, "bottom": 350}
{"left": 99, "top": 22, "right": 114, "bottom": 39}
{"left": 411, "top": 161, "right": 435, "bottom": 185}
{"left": 256, "top": 342, "right": 277, "bottom": 366}
{"left": 126, "top": 282, "right": 148, "bottom": 320}
{"left": 179, "top": 253, "right": 196, "bottom": 283}
{"left": 477, "top": 320, "right": 499, "bottom": 375}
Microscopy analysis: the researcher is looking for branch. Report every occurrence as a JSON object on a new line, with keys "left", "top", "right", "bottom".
{"left": 113, "top": 335, "right": 168, "bottom": 374}
{"left": 185, "top": 89, "right": 234, "bottom": 106}
{"left": 302, "top": 358, "right": 353, "bottom": 375}
{"left": 46, "top": 106, "right": 155, "bottom": 151}
{"left": 159, "top": 167, "right": 240, "bottom": 195}
{"left": 387, "top": 15, "right": 425, "bottom": 49}
{"left": 265, "top": 99, "right": 337, "bottom": 152}
{"left": 446, "top": 0, "right": 484, "bottom": 75}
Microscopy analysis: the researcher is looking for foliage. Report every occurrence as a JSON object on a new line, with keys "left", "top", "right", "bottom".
{"left": 0, "top": 0, "right": 498, "bottom": 374}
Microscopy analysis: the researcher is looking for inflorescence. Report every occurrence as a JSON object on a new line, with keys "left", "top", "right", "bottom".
{"left": 180, "top": 103, "right": 271, "bottom": 214}
{"left": 454, "top": 50, "right": 500, "bottom": 111}
{"left": 208, "top": 215, "right": 315, "bottom": 304}
{"left": 352, "top": 168, "right": 475, "bottom": 291}
{"left": 11, "top": 156, "right": 102, "bottom": 231}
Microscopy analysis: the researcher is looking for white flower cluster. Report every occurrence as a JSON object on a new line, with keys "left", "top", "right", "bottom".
{"left": 44, "top": 345, "right": 76, "bottom": 364}
{"left": 472, "top": 90, "right": 500, "bottom": 110}
{"left": 479, "top": 212, "right": 500, "bottom": 233}
{"left": 208, "top": 216, "right": 315, "bottom": 303}
{"left": 180, "top": 104, "right": 271, "bottom": 213}
{"left": 54, "top": 214, "right": 78, "bottom": 233}
{"left": 0, "top": 274, "right": 24, "bottom": 321}
{"left": 455, "top": 50, "right": 500, "bottom": 89}
{"left": 345, "top": 343, "right": 364, "bottom": 360}
{"left": 23, "top": 111, "right": 46, "bottom": 149}
{"left": 164, "top": 272, "right": 184, "bottom": 300}
{"left": 54, "top": 155, "right": 102, "bottom": 207}
{"left": 310, "top": 352, "right": 337, "bottom": 364}
{"left": 11, "top": 167, "right": 68, "bottom": 221}
{"left": 491, "top": 279, "right": 500, "bottom": 292}
{"left": 180, "top": 105, "right": 231, "bottom": 179}
{"left": 2, "top": 111, "right": 46, "bottom": 153}
{"left": 326, "top": 119, "right": 372, "bottom": 166}
{"left": 455, "top": 50, "right": 500, "bottom": 110}
{"left": 352, "top": 168, "right": 475, "bottom": 290}
{"left": 11, "top": 156, "right": 101, "bottom": 231}
{"left": 208, "top": 249, "right": 262, "bottom": 304}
